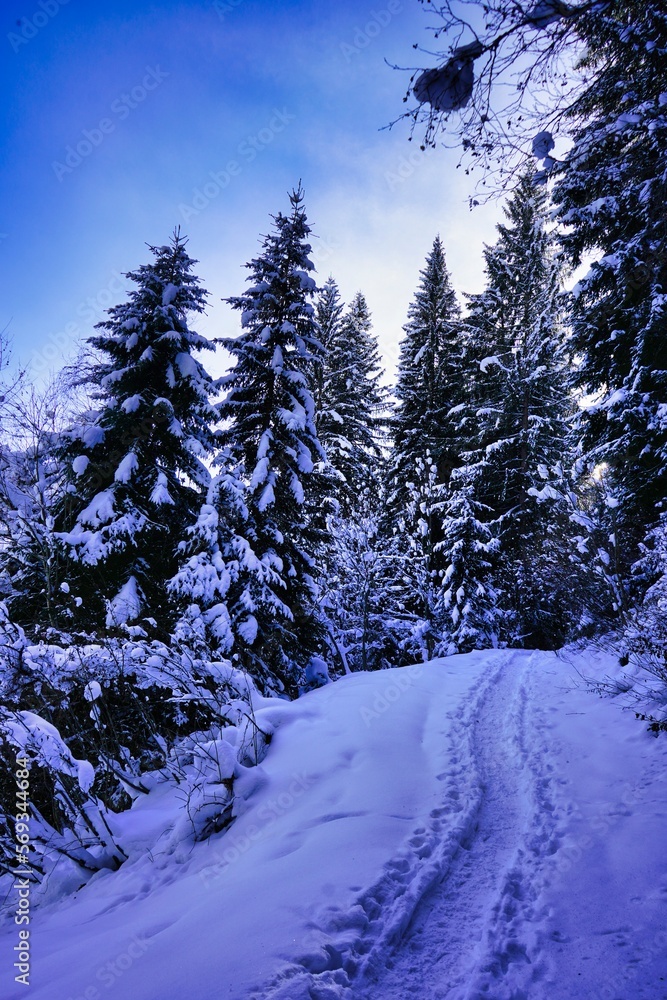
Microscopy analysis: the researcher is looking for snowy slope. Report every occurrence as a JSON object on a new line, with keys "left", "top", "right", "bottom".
{"left": 1, "top": 649, "right": 665, "bottom": 1000}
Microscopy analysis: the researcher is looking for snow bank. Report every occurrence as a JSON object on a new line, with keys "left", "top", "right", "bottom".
{"left": 0, "top": 653, "right": 496, "bottom": 999}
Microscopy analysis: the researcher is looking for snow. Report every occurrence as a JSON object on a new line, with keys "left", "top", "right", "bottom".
{"left": 528, "top": 483, "right": 561, "bottom": 501}
{"left": 258, "top": 480, "right": 275, "bottom": 511}
{"left": 479, "top": 354, "right": 505, "bottom": 372}
{"left": 81, "top": 425, "right": 106, "bottom": 448}
{"left": 532, "top": 130, "right": 555, "bottom": 159}
{"left": 603, "top": 387, "right": 627, "bottom": 409}
{"left": 174, "top": 352, "right": 198, "bottom": 379}
{"left": 3, "top": 711, "right": 97, "bottom": 795}
{"left": 1, "top": 649, "right": 665, "bottom": 999}
{"left": 294, "top": 270, "right": 316, "bottom": 292}
{"left": 121, "top": 394, "right": 143, "bottom": 413}
{"left": 413, "top": 43, "right": 483, "bottom": 113}
{"left": 150, "top": 471, "right": 174, "bottom": 506}
{"left": 237, "top": 614, "right": 258, "bottom": 644}
{"left": 114, "top": 452, "right": 139, "bottom": 483}
{"left": 162, "top": 283, "right": 179, "bottom": 306}
{"left": 83, "top": 680, "right": 103, "bottom": 702}
{"left": 105, "top": 576, "right": 142, "bottom": 626}
{"left": 77, "top": 489, "right": 115, "bottom": 528}
{"left": 304, "top": 655, "right": 330, "bottom": 688}
{"left": 271, "top": 344, "right": 284, "bottom": 372}
{"left": 72, "top": 455, "right": 90, "bottom": 476}
{"left": 250, "top": 456, "right": 270, "bottom": 489}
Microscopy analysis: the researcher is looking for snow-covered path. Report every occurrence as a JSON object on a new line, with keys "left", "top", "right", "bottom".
{"left": 356, "top": 652, "right": 557, "bottom": 999}
{"left": 254, "top": 648, "right": 667, "bottom": 1000}
{"left": 354, "top": 651, "right": 667, "bottom": 1000}
{"left": 1, "top": 649, "right": 665, "bottom": 1000}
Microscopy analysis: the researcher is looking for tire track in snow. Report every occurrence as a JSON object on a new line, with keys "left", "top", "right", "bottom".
{"left": 355, "top": 651, "right": 563, "bottom": 1000}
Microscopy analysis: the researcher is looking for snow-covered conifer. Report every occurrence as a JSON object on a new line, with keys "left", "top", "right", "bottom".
{"left": 314, "top": 282, "right": 386, "bottom": 512}
{"left": 388, "top": 235, "right": 462, "bottom": 516}
{"left": 553, "top": 4, "right": 667, "bottom": 591}
{"left": 55, "top": 231, "right": 220, "bottom": 633}
{"left": 435, "top": 475, "right": 499, "bottom": 654}
{"left": 456, "top": 175, "right": 577, "bottom": 646}
{"left": 218, "top": 185, "right": 327, "bottom": 692}
{"left": 390, "top": 454, "right": 446, "bottom": 661}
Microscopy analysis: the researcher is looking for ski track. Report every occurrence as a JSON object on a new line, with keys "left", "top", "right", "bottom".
{"left": 355, "top": 651, "right": 561, "bottom": 1000}
{"left": 253, "top": 651, "right": 565, "bottom": 1000}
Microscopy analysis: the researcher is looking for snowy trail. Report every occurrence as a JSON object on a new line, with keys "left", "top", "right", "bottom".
{"left": 253, "top": 650, "right": 559, "bottom": 1000}
{"left": 2, "top": 649, "right": 665, "bottom": 1000}
{"left": 356, "top": 652, "right": 558, "bottom": 1000}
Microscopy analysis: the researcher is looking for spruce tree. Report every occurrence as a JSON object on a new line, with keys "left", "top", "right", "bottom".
{"left": 312, "top": 276, "right": 349, "bottom": 523}
{"left": 168, "top": 461, "right": 247, "bottom": 657}
{"left": 338, "top": 291, "right": 386, "bottom": 483}
{"left": 315, "top": 282, "right": 386, "bottom": 512}
{"left": 217, "top": 185, "right": 327, "bottom": 693}
{"left": 386, "top": 237, "right": 462, "bottom": 652}
{"left": 388, "top": 235, "right": 462, "bottom": 513}
{"left": 394, "top": 453, "right": 446, "bottom": 660}
{"left": 456, "top": 175, "right": 577, "bottom": 647}
{"left": 435, "top": 476, "right": 499, "bottom": 654}
{"left": 552, "top": 2, "right": 667, "bottom": 593}
{"left": 321, "top": 499, "right": 405, "bottom": 673}
{"left": 55, "top": 232, "right": 220, "bottom": 634}
{"left": 0, "top": 433, "right": 63, "bottom": 635}
{"left": 313, "top": 281, "right": 389, "bottom": 667}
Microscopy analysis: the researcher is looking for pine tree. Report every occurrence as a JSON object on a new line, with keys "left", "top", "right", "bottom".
{"left": 435, "top": 475, "right": 499, "bottom": 654}
{"left": 385, "top": 237, "right": 463, "bottom": 653}
{"left": 456, "top": 175, "right": 577, "bottom": 647}
{"left": 55, "top": 232, "right": 220, "bottom": 634}
{"left": 168, "top": 460, "right": 247, "bottom": 657}
{"left": 217, "top": 185, "right": 327, "bottom": 693}
{"left": 314, "top": 282, "right": 386, "bottom": 513}
{"left": 393, "top": 453, "right": 446, "bottom": 660}
{"left": 388, "top": 235, "right": 462, "bottom": 513}
{"left": 321, "top": 498, "right": 405, "bottom": 673}
{"left": 552, "top": 2, "right": 667, "bottom": 593}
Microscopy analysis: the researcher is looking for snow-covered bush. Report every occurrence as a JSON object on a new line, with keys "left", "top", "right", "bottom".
{"left": 0, "top": 708, "right": 126, "bottom": 878}
{"left": 168, "top": 706, "right": 273, "bottom": 843}
{"left": 0, "top": 607, "right": 263, "bottom": 880}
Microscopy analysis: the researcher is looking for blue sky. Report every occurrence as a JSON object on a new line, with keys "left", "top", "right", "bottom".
{"left": 1, "top": 0, "right": 503, "bottom": 383}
